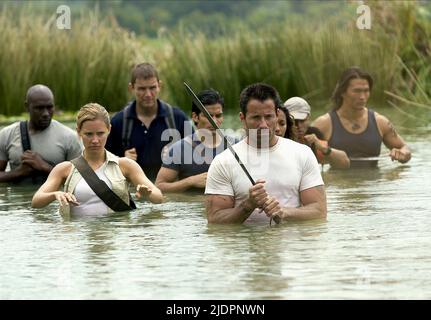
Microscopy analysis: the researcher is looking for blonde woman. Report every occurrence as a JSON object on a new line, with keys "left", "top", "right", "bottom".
{"left": 32, "top": 103, "right": 163, "bottom": 216}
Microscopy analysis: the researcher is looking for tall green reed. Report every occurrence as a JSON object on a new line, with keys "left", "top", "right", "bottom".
{"left": 0, "top": 5, "right": 147, "bottom": 116}
{"left": 157, "top": 1, "right": 430, "bottom": 116}
{"left": 1, "top": 1, "right": 429, "bottom": 120}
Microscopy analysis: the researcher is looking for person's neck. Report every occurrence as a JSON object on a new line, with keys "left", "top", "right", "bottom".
{"left": 246, "top": 135, "right": 278, "bottom": 149}
{"left": 337, "top": 106, "right": 367, "bottom": 121}
{"left": 83, "top": 149, "right": 106, "bottom": 165}
{"left": 196, "top": 129, "right": 222, "bottom": 148}
{"left": 136, "top": 101, "right": 158, "bottom": 117}
{"left": 28, "top": 121, "right": 49, "bottom": 134}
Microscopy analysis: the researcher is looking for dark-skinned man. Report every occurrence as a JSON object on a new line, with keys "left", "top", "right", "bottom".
{"left": 0, "top": 85, "right": 82, "bottom": 183}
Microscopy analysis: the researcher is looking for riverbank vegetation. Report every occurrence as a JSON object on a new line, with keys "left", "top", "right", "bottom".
{"left": 0, "top": 1, "right": 430, "bottom": 120}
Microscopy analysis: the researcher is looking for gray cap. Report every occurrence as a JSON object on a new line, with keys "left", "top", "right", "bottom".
{"left": 283, "top": 97, "right": 311, "bottom": 120}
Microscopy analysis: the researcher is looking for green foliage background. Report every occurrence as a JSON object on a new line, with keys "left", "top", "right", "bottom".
{"left": 0, "top": 0, "right": 430, "bottom": 121}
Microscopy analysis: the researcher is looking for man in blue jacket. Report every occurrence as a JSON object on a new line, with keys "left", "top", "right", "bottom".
{"left": 106, "top": 63, "right": 193, "bottom": 181}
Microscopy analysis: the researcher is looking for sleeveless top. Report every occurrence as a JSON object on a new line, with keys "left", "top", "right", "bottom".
{"left": 60, "top": 150, "right": 130, "bottom": 217}
{"left": 71, "top": 162, "right": 111, "bottom": 216}
{"left": 329, "top": 109, "right": 382, "bottom": 168}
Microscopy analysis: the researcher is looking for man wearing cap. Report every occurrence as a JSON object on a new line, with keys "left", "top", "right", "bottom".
{"left": 311, "top": 67, "right": 411, "bottom": 168}
{"left": 284, "top": 97, "right": 350, "bottom": 169}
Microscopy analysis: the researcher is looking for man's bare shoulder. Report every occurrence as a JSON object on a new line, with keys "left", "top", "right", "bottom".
{"left": 374, "top": 111, "right": 390, "bottom": 125}
{"left": 311, "top": 113, "right": 332, "bottom": 139}
{"left": 373, "top": 112, "right": 392, "bottom": 132}
{"left": 312, "top": 113, "right": 331, "bottom": 127}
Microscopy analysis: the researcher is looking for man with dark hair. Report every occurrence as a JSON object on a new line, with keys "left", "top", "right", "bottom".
{"left": 106, "top": 63, "right": 193, "bottom": 181}
{"left": 0, "top": 85, "right": 82, "bottom": 183}
{"left": 155, "top": 89, "right": 230, "bottom": 193}
{"left": 312, "top": 66, "right": 411, "bottom": 168}
{"left": 205, "top": 83, "right": 326, "bottom": 224}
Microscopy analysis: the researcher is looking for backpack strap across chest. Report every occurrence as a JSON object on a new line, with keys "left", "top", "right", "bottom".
{"left": 121, "top": 100, "right": 177, "bottom": 150}
{"left": 70, "top": 156, "right": 136, "bottom": 212}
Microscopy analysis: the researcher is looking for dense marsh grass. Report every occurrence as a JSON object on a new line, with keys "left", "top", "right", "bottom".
{"left": 0, "top": 6, "right": 150, "bottom": 116}
{"left": 0, "top": 1, "right": 430, "bottom": 119}
{"left": 158, "top": 1, "right": 430, "bottom": 115}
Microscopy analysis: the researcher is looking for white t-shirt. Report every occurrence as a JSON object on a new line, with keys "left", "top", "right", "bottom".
{"left": 205, "top": 137, "right": 324, "bottom": 222}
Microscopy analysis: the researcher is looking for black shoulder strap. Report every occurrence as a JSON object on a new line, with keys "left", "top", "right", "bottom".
{"left": 20, "top": 121, "right": 31, "bottom": 152}
{"left": 121, "top": 103, "right": 134, "bottom": 150}
{"left": 162, "top": 101, "right": 176, "bottom": 130}
{"left": 70, "top": 156, "right": 134, "bottom": 212}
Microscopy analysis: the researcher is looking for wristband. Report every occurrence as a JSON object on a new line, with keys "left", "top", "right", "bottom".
{"left": 323, "top": 146, "right": 332, "bottom": 156}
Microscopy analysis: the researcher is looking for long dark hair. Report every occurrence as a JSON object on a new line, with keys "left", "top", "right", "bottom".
{"left": 277, "top": 106, "right": 295, "bottom": 140}
{"left": 331, "top": 67, "right": 373, "bottom": 110}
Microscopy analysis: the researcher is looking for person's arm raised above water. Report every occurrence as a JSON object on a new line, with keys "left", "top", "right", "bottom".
{"left": 262, "top": 185, "right": 327, "bottom": 221}
{"left": 156, "top": 167, "right": 207, "bottom": 193}
{"left": 119, "top": 157, "right": 163, "bottom": 204}
{"left": 311, "top": 113, "right": 350, "bottom": 169}
{"left": 376, "top": 113, "right": 411, "bottom": 163}
{"left": 206, "top": 179, "right": 269, "bottom": 224}
{"left": 263, "top": 146, "right": 327, "bottom": 221}
{"left": 31, "top": 161, "right": 77, "bottom": 208}
{"left": 303, "top": 133, "right": 350, "bottom": 169}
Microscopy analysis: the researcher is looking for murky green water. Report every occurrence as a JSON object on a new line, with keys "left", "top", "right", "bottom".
{"left": 1, "top": 113, "right": 431, "bottom": 299}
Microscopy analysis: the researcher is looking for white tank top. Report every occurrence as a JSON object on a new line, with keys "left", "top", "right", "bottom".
{"left": 71, "top": 162, "right": 112, "bottom": 216}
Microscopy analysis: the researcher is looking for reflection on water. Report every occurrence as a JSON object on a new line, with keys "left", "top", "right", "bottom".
{"left": 1, "top": 137, "right": 431, "bottom": 299}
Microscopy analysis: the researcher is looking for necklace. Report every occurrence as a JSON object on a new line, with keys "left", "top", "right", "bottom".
{"left": 351, "top": 122, "right": 361, "bottom": 131}
{"left": 339, "top": 114, "right": 362, "bottom": 131}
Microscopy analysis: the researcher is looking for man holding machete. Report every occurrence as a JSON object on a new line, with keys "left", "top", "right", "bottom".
{"left": 204, "top": 83, "right": 327, "bottom": 224}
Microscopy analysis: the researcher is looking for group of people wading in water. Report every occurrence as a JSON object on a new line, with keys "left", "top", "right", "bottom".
{"left": 0, "top": 64, "right": 411, "bottom": 223}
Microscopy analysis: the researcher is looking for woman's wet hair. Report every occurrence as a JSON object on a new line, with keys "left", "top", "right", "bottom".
{"left": 277, "top": 105, "right": 295, "bottom": 140}
{"left": 76, "top": 103, "right": 110, "bottom": 130}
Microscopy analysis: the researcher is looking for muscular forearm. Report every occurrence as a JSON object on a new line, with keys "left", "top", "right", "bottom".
{"left": 280, "top": 202, "right": 327, "bottom": 221}
{"left": 399, "top": 145, "right": 411, "bottom": 163}
{"left": 207, "top": 199, "right": 256, "bottom": 224}
{"left": 326, "top": 148, "right": 350, "bottom": 169}
{"left": 156, "top": 176, "right": 196, "bottom": 193}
